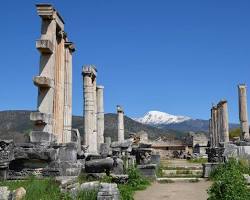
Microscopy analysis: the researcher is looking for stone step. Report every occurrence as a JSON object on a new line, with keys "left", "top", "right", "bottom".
{"left": 163, "top": 169, "right": 202, "bottom": 176}
{"left": 157, "top": 177, "right": 205, "bottom": 183}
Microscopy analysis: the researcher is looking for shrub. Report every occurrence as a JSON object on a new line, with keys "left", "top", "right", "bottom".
{"left": 119, "top": 166, "right": 150, "bottom": 200}
{"left": 208, "top": 159, "right": 250, "bottom": 200}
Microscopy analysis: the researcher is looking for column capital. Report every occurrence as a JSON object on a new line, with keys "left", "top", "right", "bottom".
{"left": 82, "top": 65, "right": 97, "bottom": 77}
{"left": 117, "top": 105, "right": 124, "bottom": 113}
{"left": 97, "top": 85, "right": 104, "bottom": 89}
{"left": 65, "top": 42, "right": 76, "bottom": 52}
{"left": 238, "top": 84, "right": 247, "bottom": 89}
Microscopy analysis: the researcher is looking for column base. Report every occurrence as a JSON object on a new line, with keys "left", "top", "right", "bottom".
{"left": 30, "top": 131, "right": 56, "bottom": 144}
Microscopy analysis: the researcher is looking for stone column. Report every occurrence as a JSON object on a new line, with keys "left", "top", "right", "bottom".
{"left": 96, "top": 85, "right": 104, "bottom": 151}
{"left": 117, "top": 105, "right": 125, "bottom": 142}
{"left": 211, "top": 106, "right": 218, "bottom": 147}
{"left": 209, "top": 118, "right": 213, "bottom": 147}
{"left": 63, "top": 42, "right": 75, "bottom": 143}
{"left": 30, "top": 4, "right": 65, "bottom": 143}
{"left": 220, "top": 100, "right": 229, "bottom": 143}
{"left": 82, "top": 65, "right": 98, "bottom": 153}
{"left": 238, "top": 84, "right": 249, "bottom": 139}
{"left": 216, "top": 103, "right": 222, "bottom": 144}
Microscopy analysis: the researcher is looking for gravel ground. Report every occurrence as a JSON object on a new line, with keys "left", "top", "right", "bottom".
{"left": 134, "top": 180, "right": 211, "bottom": 200}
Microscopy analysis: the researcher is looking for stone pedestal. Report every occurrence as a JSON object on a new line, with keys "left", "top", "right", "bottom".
{"left": 202, "top": 163, "right": 220, "bottom": 178}
{"left": 137, "top": 164, "right": 157, "bottom": 179}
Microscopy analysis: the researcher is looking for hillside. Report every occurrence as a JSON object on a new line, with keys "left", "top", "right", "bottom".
{"left": 0, "top": 110, "right": 178, "bottom": 143}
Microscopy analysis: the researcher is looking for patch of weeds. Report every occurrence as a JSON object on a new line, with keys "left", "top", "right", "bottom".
{"left": 76, "top": 189, "right": 98, "bottom": 200}
{"left": 208, "top": 158, "right": 250, "bottom": 200}
{"left": 188, "top": 158, "right": 207, "bottom": 164}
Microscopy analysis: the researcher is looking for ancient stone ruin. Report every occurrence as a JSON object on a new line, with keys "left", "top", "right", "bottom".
{"left": 204, "top": 84, "right": 250, "bottom": 177}
{"left": 0, "top": 5, "right": 160, "bottom": 200}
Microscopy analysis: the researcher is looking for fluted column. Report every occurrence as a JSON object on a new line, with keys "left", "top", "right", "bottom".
{"left": 220, "top": 100, "right": 229, "bottom": 143}
{"left": 96, "top": 85, "right": 104, "bottom": 151}
{"left": 209, "top": 118, "right": 213, "bottom": 147}
{"left": 212, "top": 106, "right": 218, "bottom": 147}
{"left": 238, "top": 84, "right": 249, "bottom": 139}
{"left": 117, "top": 105, "right": 125, "bottom": 142}
{"left": 83, "top": 65, "right": 98, "bottom": 153}
{"left": 63, "top": 42, "right": 75, "bottom": 143}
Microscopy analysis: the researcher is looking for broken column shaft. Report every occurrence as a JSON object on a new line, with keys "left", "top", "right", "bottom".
{"left": 117, "top": 105, "right": 125, "bottom": 142}
{"left": 238, "top": 84, "right": 249, "bottom": 140}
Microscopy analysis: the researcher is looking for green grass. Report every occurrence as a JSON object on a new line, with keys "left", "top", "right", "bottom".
{"left": 0, "top": 177, "right": 97, "bottom": 200}
{"left": 0, "top": 178, "right": 71, "bottom": 200}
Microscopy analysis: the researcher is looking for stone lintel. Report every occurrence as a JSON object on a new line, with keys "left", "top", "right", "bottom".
{"left": 33, "top": 76, "right": 54, "bottom": 88}
{"left": 82, "top": 65, "right": 97, "bottom": 77}
{"left": 36, "top": 4, "right": 64, "bottom": 30}
{"left": 30, "top": 112, "right": 52, "bottom": 125}
{"left": 36, "top": 4, "right": 54, "bottom": 19}
{"left": 65, "top": 42, "right": 75, "bottom": 52}
{"left": 36, "top": 39, "right": 53, "bottom": 53}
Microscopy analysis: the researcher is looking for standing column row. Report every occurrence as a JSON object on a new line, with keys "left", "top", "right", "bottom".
{"left": 210, "top": 100, "right": 229, "bottom": 147}
{"left": 30, "top": 4, "right": 75, "bottom": 144}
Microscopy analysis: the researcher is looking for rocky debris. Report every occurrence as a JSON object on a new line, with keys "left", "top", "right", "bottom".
{"left": 85, "top": 157, "right": 114, "bottom": 174}
{"left": 13, "top": 187, "right": 26, "bottom": 200}
{"left": 0, "top": 186, "right": 11, "bottom": 200}
{"left": 110, "top": 174, "right": 129, "bottom": 184}
{"left": 243, "top": 174, "right": 250, "bottom": 184}
{"left": 97, "top": 183, "right": 120, "bottom": 200}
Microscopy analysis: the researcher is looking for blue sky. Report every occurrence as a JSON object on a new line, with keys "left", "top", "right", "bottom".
{"left": 0, "top": 0, "right": 249, "bottom": 123}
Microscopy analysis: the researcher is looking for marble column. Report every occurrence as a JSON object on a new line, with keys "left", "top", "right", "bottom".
{"left": 238, "top": 84, "right": 249, "bottom": 139}
{"left": 53, "top": 31, "right": 66, "bottom": 143}
{"left": 220, "top": 100, "right": 229, "bottom": 143}
{"left": 83, "top": 65, "right": 98, "bottom": 153}
{"left": 63, "top": 42, "right": 75, "bottom": 143}
{"left": 96, "top": 85, "right": 104, "bottom": 151}
{"left": 117, "top": 105, "right": 125, "bottom": 142}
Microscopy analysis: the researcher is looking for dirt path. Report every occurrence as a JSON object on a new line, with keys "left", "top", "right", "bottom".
{"left": 134, "top": 180, "right": 211, "bottom": 200}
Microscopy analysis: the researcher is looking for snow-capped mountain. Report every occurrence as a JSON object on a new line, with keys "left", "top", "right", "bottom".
{"left": 135, "top": 111, "right": 191, "bottom": 125}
